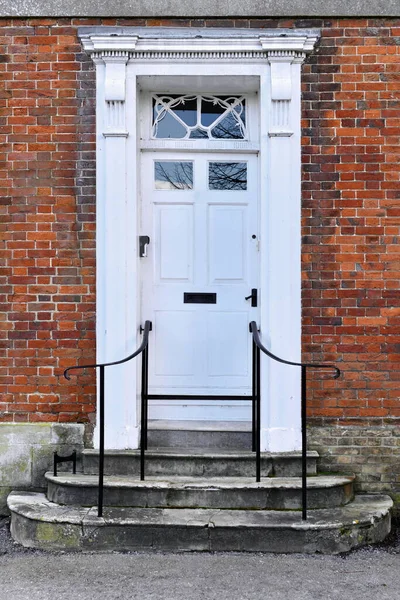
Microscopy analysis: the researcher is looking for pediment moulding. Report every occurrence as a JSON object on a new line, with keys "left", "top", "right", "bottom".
{"left": 80, "top": 27, "right": 320, "bottom": 62}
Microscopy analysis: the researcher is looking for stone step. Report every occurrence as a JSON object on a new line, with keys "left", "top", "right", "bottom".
{"left": 45, "top": 473, "right": 355, "bottom": 510}
{"left": 7, "top": 491, "right": 393, "bottom": 554}
{"left": 82, "top": 448, "right": 319, "bottom": 478}
{"left": 147, "top": 420, "right": 253, "bottom": 450}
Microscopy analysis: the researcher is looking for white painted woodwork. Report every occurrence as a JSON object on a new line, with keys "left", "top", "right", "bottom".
{"left": 140, "top": 153, "right": 259, "bottom": 420}
{"left": 81, "top": 28, "right": 320, "bottom": 450}
{"left": 93, "top": 52, "right": 140, "bottom": 450}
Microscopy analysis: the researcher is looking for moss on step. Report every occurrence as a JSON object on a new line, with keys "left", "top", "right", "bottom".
{"left": 36, "top": 522, "right": 81, "bottom": 549}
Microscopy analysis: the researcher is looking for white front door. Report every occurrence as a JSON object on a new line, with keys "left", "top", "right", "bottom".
{"left": 140, "top": 151, "right": 259, "bottom": 420}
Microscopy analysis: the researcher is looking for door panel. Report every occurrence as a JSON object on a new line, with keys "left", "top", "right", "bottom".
{"left": 208, "top": 205, "right": 246, "bottom": 282}
{"left": 156, "top": 205, "right": 194, "bottom": 282}
{"left": 140, "top": 152, "right": 259, "bottom": 418}
{"left": 154, "top": 310, "right": 197, "bottom": 378}
{"left": 207, "top": 311, "right": 249, "bottom": 377}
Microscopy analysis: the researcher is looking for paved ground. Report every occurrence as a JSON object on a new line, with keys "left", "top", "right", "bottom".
{"left": 1, "top": 517, "right": 400, "bottom": 600}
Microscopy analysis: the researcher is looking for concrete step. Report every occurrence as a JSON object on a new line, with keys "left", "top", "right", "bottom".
{"left": 147, "top": 420, "right": 253, "bottom": 450}
{"left": 45, "top": 473, "right": 355, "bottom": 510}
{"left": 82, "top": 448, "right": 319, "bottom": 478}
{"left": 7, "top": 491, "right": 393, "bottom": 554}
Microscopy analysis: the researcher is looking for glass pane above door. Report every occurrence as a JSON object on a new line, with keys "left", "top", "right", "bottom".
{"left": 152, "top": 95, "right": 247, "bottom": 140}
{"left": 208, "top": 162, "right": 247, "bottom": 190}
{"left": 154, "top": 161, "right": 194, "bottom": 190}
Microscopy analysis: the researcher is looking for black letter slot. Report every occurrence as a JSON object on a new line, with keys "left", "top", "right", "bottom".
{"left": 184, "top": 293, "right": 217, "bottom": 304}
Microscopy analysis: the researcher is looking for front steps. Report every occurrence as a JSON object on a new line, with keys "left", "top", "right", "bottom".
{"left": 82, "top": 448, "right": 319, "bottom": 478}
{"left": 8, "top": 492, "right": 392, "bottom": 554}
{"left": 45, "top": 473, "right": 355, "bottom": 510}
{"left": 147, "top": 420, "right": 253, "bottom": 450}
{"left": 7, "top": 421, "right": 393, "bottom": 553}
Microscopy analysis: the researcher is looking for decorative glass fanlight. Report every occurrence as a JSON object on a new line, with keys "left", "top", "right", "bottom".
{"left": 152, "top": 95, "right": 247, "bottom": 140}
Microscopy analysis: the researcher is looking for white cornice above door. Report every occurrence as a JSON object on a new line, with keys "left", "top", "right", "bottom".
{"left": 79, "top": 27, "right": 320, "bottom": 61}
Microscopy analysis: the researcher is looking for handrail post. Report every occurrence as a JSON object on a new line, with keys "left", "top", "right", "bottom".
{"left": 64, "top": 321, "right": 152, "bottom": 515}
{"left": 252, "top": 337, "right": 256, "bottom": 452}
{"left": 256, "top": 345, "right": 261, "bottom": 482}
{"left": 301, "top": 365, "right": 307, "bottom": 520}
{"left": 140, "top": 345, "right": 146, "bottom": 481}
{"left": 144, "top": 344, "right": 149, "bottom": 451}
{"left": 98, "top": 365, "right": 105, "bottom": 518}
{"left": 249, "top": 320, "right": 339, "bottom": 518}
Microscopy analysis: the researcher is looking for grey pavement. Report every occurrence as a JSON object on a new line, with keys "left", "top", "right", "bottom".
{"left": 1, "top": 517, "right": 400, "bottom": 600}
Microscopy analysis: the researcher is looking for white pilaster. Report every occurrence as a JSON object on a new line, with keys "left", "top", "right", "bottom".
{"left": 93, "top": 51, "right": 140, "bottom": 449}
{"left": 260, "top": 51, "right": 305, "bottom": 451}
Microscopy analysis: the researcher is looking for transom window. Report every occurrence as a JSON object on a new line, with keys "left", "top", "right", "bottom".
{"left": 153, "top": 160, "right": 248, "bottom": 191}
{"left": 152, "top": 94, "right": 247, "bottom": 140}
{"left": 154, "top": 161, "right": 194, "bottom": 190}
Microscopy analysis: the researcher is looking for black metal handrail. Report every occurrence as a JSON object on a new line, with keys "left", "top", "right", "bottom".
{"left": 249, "top": 321, "right": 340, "bottom": 520}
{"left": 63, "top": 320, "right": 153, "bottom": 517}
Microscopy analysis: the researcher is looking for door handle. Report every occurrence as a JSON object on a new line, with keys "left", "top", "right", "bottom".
{"left": 245, "top": 288, "right": 258, "bottom": 307}
{"left": 139, "top": 235, "right": 150, "bottom": 258}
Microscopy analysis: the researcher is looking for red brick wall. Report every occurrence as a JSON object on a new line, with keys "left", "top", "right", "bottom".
{"left": 0, "top": 18, "right": 99, "bottom": 424}
{"left": 1, "top": 17, "right": 399, "bottom": 427}
{"left": 301, "top": 20, "right": 400, "bottom": 426}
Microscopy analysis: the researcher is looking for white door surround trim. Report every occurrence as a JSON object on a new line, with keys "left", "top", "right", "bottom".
{"left": 79, "top": 27, "right": 320, "bottom": 451}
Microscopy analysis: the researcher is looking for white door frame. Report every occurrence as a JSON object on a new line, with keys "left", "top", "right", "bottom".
{"left": 79, "top": 27, "right": 320, "bottom": 451}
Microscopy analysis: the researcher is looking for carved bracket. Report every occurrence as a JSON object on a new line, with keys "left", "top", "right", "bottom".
{"left": 269, "top": 59, "right": 293, "bottom": 101}
{"left": 93, "top": 53, "right": 130, "bottom": 136}
{"left": 267, "top": 51, "right": 304, "bottom": 137}
{"left": 105, "top": 59, "right": 128, "bottom": 102}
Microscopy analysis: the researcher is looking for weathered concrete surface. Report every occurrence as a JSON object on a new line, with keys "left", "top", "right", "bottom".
{"left": 0, "top": 0, "right": 399, "bottom": 17}
{"left": 0, "top": 424, "right": 85, "bottom": 517}
{"left": 1, "top": 513, "right": 400, "bottom": 600}
{"left": 45, "top": 473, "right": 355, "bottom": 509}
{"left": 148, "top": 420, "right": 253, "bottom": 451}
{"left": 0, "top": 489, "right": 12, "bottom": 519}
{"left": 83, "top": 448, "right": 319, "bottom": 477}
{"left": 7, "top": 491, "right": 393, "bottom": 554}
{"left": 1, "top": 540, "right": 400, "bottom": 600}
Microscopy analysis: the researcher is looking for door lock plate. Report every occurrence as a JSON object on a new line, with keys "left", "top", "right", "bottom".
{"left": 245, "top": 288, "right": 258, "bottom": 307}
{"left": 139, "top": 235, "right": 150, "bottom": 258}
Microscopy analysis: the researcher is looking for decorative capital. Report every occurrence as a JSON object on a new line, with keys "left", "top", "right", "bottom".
{"left": 104, "top": 58, "right": 129, "bottom": 103}
{"left": 269, "top": 59, "right": 293, "bottom": 101}
{"left": 267, "top": 50, "right": 307, "bottom": 102}
{"left": 91, "top": 51, "right": 130, "bottom": 102}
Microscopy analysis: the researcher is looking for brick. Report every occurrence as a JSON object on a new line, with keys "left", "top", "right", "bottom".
{"left": 1, "top": 18, "right": 96, "bottom": 426}
{"left": 2, "top": 18, "right": 400, "bottom": 444}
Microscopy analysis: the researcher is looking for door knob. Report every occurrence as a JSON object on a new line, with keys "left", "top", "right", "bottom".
{"left": 245, "top": 288, "right": 257, "bottom": 307}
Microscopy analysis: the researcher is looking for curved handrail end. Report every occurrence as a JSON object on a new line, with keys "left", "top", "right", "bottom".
{"left": 63, "top": 320, "right": 152, "bottom": 380}
{"left": 249, "top": 321, "right": 341, "bottom": 380}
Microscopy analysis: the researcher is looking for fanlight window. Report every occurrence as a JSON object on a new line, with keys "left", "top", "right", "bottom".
{"left": 152, "top": 94, "right": 247, "bottom": 140}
